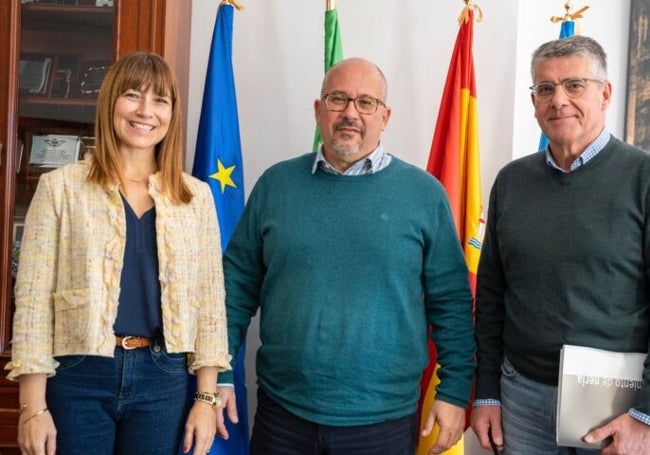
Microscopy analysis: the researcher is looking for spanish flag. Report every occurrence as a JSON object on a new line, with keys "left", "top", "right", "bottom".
{"left": 418, "top": 4, "right": 483, "bottom": 455}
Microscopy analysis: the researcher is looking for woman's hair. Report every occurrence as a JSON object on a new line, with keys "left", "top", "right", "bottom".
{"left": 88, "top": 51, "right": 192, "bottom": 204}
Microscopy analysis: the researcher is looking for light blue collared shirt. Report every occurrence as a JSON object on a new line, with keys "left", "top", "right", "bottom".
{"left": 544, "top": 129, "right": 611, "bottom": 172}
{"left": 312, "top": 143, "right": 392, "bottom": 175}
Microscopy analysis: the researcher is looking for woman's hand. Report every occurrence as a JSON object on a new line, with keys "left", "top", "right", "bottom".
{"left": 182, "top": 366, "right": 219, "bottom": 453}
{"left": 18, "top": 374, "right": 56, "bottom": 455}
{"left": 182, "top": 399, "right": 218, "bottom": 454}
{"left": 18, "top": 406, "right": 57, "bottom": 455}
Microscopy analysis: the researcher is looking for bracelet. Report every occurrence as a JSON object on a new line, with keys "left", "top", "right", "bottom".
{"left": 22, "top": 407, "right": 48, "bottom": 424}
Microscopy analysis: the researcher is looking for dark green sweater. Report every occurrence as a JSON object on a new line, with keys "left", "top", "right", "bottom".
{"left": 476, "top": 137, "right": 650, "bottom": 414}
{"left": 222, "top": 153, "right": 475, "bottom": 425}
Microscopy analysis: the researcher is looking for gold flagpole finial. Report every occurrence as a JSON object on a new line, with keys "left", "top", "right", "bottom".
{"left": 326, "top": 0, "right": 337, "bottom": 11}
{"left": 221, "top": 0, "right": 244, "bottom": 11}
{"left": 550, "top": 1, "right": 589, "bottom": 23}
{"left": 458, "top": 0, "right": 483, "bottom": 25}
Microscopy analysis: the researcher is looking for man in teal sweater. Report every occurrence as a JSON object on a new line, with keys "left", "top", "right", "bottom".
{"left": 471, "top": 35, "right": 650, "bottom": 454}
{"left": 218, "top": 58, "right": 475, "bottom": 454}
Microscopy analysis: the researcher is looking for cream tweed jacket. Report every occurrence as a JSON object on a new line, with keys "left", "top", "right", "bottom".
{"left": 6, "top": 158, "right": 231, "bottom": 380}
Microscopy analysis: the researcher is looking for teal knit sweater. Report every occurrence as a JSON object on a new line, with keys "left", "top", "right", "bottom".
{"left": 222, "top": 153, "right": 475, "bottom": 426}
{"left": 476, "top": 137, "right": 650, "bottom": 415}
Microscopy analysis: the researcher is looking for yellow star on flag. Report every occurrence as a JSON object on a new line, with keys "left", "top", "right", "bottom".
{"left": 210, "top": 159, "right": 237, "bottom": 193}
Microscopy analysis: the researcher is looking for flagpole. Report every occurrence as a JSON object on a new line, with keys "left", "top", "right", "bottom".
{"left": 326, "top": 0, "right": 336, "bottom": 12}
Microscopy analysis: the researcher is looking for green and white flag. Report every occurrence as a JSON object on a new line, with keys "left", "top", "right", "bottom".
{"left": 312, "top": 0, "right": 343, "bottom": 152}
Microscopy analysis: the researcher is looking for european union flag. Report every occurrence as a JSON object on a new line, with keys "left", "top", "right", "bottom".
{"left": 193, "top": 3, "right": 245, "bottom": 244}
{"left": 181, "top": 3, "right": 249, "bottom": 454}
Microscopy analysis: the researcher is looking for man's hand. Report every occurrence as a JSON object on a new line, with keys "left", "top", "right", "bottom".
{"left": 216, "top": 386, "right": 239, "bottom": 439}
{"left": 584, "top": 413, "right": 650, "bottom": 455}
{"left": 421, "top": 400, "right": 465, "bottom": 454}
{"left": 470, "top": 405, "right": 503, "bottom": 452}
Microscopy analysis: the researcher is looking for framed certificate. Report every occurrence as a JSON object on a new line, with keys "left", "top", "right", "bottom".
{"left": 29, "top": 134, "right": 80, "bottom": 168}
{"left": 21, "top": 127, "right": 90, "bottom": 178}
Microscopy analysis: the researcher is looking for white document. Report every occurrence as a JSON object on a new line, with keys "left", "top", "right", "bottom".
{"left": 556, "top": 344, "right": 646, "bottom": 449}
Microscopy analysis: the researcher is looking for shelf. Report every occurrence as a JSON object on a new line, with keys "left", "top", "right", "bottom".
{"left": 20, "top": 96, "right": 96, "bottom": 107}
{"left": 20, "top": 90, "right": 99, "bottom": 122}
{"left": 21, "top": 3, "right": 114, "bottom": 29}
{"left": 19, "top": 102, "right": 97, "bottom": 123}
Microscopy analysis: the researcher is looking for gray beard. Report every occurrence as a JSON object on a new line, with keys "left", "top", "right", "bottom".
{"left": 330, "top": 136, "right": 360, "bottom": 157}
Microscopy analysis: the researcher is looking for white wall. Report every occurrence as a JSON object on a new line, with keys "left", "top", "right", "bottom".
{"left": 186, "top": 1, "right": 631, "bottom": 452}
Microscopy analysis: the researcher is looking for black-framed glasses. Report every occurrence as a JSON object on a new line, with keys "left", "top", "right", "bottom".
{"left": 529, "top": 78, "right": 604, "bottom": 101}
{"left": 321, "top": 92, "right": 386, "bottom": 114}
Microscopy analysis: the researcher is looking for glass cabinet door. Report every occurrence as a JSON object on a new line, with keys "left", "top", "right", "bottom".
{"left": 13, "top": 0, "right": 115, "bottom": 303}
{"left": 15, "top": 1, "right": 114, "bottom": 224}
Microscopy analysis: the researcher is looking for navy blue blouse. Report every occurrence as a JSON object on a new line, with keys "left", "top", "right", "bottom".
{"left": 113, "top": 195, "right": 162, "bottom": 338}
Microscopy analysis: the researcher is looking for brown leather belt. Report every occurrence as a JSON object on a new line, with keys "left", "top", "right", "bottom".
{"left": 115, "top": 336, "right": 151, "bottom": 350}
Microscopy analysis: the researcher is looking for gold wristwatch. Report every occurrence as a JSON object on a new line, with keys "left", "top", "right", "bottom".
{"left": 194, "top": 391, "right": 222, "bottom": 410}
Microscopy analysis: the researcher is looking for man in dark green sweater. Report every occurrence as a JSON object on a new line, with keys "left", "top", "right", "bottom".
{"left": 472, "top": 35, "right": 650, "bottom": 454}
{"left": 218, "top": 58, "right": 475, "bottom": 454}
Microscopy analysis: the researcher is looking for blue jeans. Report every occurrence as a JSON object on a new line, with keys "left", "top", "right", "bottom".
{"left": 250, "top": 387, "right": 417, "bottom": 454}
{"left": 500, "top": 357, "right": 600, "bottom": 455}
{"left": 46, "top": 341, "right": 189, "bottom": 455}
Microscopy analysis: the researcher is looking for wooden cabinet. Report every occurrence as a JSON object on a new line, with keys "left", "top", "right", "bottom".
{"left": 0, "top": 1, "right": 167, "bottom": 451}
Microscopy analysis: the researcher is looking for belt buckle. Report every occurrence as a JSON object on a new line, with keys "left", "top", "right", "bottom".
{"left": 121, "top": 336, "right": 136, "bottom": 350}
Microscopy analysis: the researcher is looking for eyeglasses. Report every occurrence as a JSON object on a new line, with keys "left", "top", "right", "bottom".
{"left": 529, "top": 78, "right": 604, "bottom": 101}
{"left": 321, "top": 92, "right": 386, "bottom": 115}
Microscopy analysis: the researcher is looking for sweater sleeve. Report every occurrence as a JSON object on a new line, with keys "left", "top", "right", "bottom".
{"left": 219, "top": 180, "right": 266, "bottom": 384}
{"left": 474, "top": 176, "right": 507, "bottom": 400}
{"left": 423, "top": 192, "right": 476, "bottom": 408}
